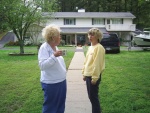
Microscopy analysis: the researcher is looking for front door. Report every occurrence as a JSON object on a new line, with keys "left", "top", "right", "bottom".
{"left": 77, "top": 34, "right": 86, "bottom": 46}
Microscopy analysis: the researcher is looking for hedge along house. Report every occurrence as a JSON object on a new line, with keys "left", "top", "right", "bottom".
{"left": 29, "top": 9, "right": 136, "bottom": 46}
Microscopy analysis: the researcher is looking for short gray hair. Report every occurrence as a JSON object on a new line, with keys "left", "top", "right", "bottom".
{"left": 42, "top": 24, "right": 61, "bottom": 42}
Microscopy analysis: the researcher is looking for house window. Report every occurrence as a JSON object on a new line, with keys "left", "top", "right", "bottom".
{"left": 92, "top": 18, "right": 105, "bottom": 25}
{"left": 112, "top": 18, "right": 123, "bottom": 24}
{"left": 64, "top": 18, "right": 76, "bottom": 25}
{"left": 107, "top": 19, "right": 110, "bottom": 24}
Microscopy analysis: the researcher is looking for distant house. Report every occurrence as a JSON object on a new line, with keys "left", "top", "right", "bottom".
{"left": 30, "top": 9, "right": 136, "bottom": 46}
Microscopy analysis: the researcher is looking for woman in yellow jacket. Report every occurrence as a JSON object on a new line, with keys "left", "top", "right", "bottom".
{"left": 82, "top": 28, "right": 105, "bottom": 113}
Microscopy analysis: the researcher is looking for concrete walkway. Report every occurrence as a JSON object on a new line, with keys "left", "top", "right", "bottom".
{"left": 65, "top": 47, "right": 92, "bottom": 113}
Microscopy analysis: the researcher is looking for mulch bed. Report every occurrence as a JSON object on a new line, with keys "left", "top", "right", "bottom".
{"left": 8, "top": 53, "right": 35, "bottom": 56}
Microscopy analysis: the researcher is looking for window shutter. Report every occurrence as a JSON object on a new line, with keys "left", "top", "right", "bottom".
{"left": 74, "top": 18, "right": 76, "bottom": 25}
{"left": 64, "top": 19, "right": 65, "bottom": 25}
{"left": 92, "top": 18, "right": 94, "bottom": 25}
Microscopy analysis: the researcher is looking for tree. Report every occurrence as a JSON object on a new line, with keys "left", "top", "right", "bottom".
{"left": 0, "top": 2, "right": 8, "bottom": 32}
{"left": 1, "top": 0, "right": 55, "bottom": 54}
{"left": 26, "top": 23, "right": 43, "bottom": 45}
{"left": 55, "top": 0, "right": 150, "bottom": 29}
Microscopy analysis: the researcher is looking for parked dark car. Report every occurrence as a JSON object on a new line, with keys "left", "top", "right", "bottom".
{"left": 100, "top": 33, "right": 120, "bottom": 53}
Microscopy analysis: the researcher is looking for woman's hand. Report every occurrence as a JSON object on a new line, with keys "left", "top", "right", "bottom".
{"left": 54, "top": 50, "right": 63, "bottom": 57}
{"left": 91, "top": 80, "right": 96, "bottom": 85}
{"left": 83, "top": 76, "right": 86, "bottom": 81}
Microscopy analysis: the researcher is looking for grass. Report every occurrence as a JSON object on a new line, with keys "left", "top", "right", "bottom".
{"left": 100, "top": 51, "right": 150, "bottom": 113}
{"left": 0, "top": 46, "right": 150, "bottom": 113}
{"left": 0, "top": 46, "right": 75, "bottom": 113}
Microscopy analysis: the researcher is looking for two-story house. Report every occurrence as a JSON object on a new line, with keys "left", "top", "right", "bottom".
{"left": 31, "top": 9, "right": 136, "bottom": 46}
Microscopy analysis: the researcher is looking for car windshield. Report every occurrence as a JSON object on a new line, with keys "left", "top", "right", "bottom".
{"left": 103, "top": 34, "right": 118, "bottom": 41}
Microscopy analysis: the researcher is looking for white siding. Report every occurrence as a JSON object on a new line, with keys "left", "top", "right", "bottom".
{"left": 28, "top": 12, "right": 136, "bottom": 45}
{"left": 123, "top": 18, "right": 133, "bottom": 24}
{"left": 44, "top": 15, "right": 135, "bottom": 31}
{"left": 46, "top": 18, "right": 64, "bottom": 26}
{"left": 46, "top": 18, "right": 105, "bottom": 27}
{"left": 76, "top": 18, "right": 91, "bottom": 26}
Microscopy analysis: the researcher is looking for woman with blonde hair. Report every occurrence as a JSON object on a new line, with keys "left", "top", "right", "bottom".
{"left": 82, "top": 28, "right": 105, "bottom": 113}
{"left": 38, "top": 24, "right": 67, "bottom": 113}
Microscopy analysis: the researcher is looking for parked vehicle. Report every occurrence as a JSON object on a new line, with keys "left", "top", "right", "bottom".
{"left": 133, "top": 28, "right": 150, "bottom": 47}
{"left": 100, "top": 33, "right": 120, "bottom": 53}
{"left": 133, "top": 29, "right": 143, "bottom": 35}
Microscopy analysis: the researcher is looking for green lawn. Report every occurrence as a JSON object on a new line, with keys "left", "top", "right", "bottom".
{"left": 0, "top": 46, "right": 75, "bottom": 113}
{"left": 0, "top": 46, "right": 150, "bottom": 113}
{"left": 100, "top": 51, "right": 150, "bottom": 113}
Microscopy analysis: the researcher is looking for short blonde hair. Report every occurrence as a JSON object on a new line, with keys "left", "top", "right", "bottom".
{"left": 42, "top": 24, "right": 61, "bottom": 42}
{"left": 88, "top": 28, "right": 103, "bottom": 42}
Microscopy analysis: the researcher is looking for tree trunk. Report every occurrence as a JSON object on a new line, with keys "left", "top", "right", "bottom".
{"left": 19, "top": 40, "right": 24, "bottom": 54}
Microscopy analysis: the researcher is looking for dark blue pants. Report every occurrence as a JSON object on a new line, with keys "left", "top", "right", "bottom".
{"left": 86, "top": 77, "right": 101, "bottom": 113}
{"left": 41, "top": 80, "right": 67, "bottom": 113}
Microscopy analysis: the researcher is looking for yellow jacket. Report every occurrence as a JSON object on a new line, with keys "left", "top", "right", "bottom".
{"left": 82, "top": 43, "right": 105, "bottom": 83}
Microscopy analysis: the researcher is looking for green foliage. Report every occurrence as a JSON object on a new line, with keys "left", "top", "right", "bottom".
{"left": 60, "top": 39, "right": 65, "bottom": 46}
{"left": 56, "top": 0, "right": 150, "bottom": 29}
{"left": 100, "top": 51, "right": 150, "bottom": 113}
{"left": 0, "top": 46, "right": 149, "bottom": 112}
{"left": 5, "top": 41, "right": 20, "bottom": 46}
{"left": 0, "top": 46, "right": 74, "bottom": 113}
{"left": 0, "top": 0, "right": 55, "bottom": 53}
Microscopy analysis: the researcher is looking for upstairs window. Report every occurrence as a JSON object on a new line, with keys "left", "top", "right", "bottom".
{"left": 64, "top": 18, "right": 76, "bottom": 25}
{"left": 107, "top": 19, "right": 110, "bottom": 24}
{"left": 92, "top": 18, "right": 105, "bottom": 25}
{"left": 112, "top": 18, "right": 123, "bottom": 24}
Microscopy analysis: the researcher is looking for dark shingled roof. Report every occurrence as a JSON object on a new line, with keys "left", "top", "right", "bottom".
{"left": 43, "top": 12, "right": 136, "bottom": 18}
